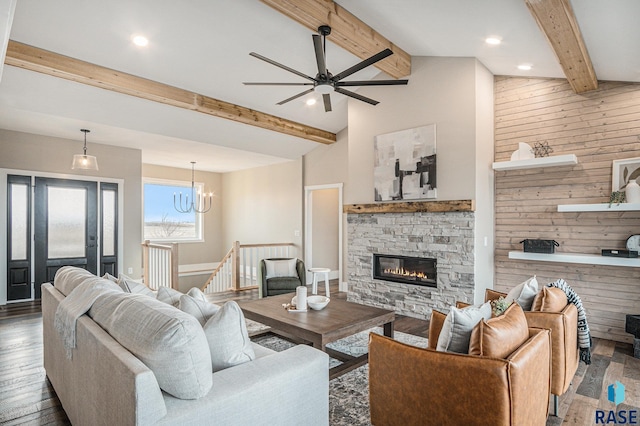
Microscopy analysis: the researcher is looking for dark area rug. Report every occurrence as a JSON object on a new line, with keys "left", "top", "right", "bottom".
{"left": 250, "top": 326, "right": 428, "bottom": 426}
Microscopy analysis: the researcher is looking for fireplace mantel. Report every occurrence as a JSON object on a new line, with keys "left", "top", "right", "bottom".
{"left": 343, "top": 200, "right": 474, "bottom": 214}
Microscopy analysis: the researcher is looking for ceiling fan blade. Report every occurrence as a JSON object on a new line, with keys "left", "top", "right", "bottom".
{"left": 249, "top": 52, "right": 316, "bottom": 82}
{"left": 243, "top": 82, "right": 315, "bottom": 86}
{"left": 312, "top": 34, "right": 328, "bottom": 78}
{"left": 323, "top": 94, "right": 332, "bottom": 112}
{"left": 334, "top": 87, "right": 379, "bottom": 105}
{"left": 276, "top": 88, "right": 316, "bottom": 105}
{"left": 332, "top": 48, "right": 394, "bottom": 82}
{"left": 335, "top": 79, "right": 408, "bottom": 87}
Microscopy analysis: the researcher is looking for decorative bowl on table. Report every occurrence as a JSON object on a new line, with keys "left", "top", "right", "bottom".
{"left": 307, "top": 295, "right": 330, "bottom": 310}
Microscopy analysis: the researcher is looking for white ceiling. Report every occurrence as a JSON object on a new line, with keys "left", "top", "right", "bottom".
{"left": 1, "top": 0, "right": 639, "bottom": 172}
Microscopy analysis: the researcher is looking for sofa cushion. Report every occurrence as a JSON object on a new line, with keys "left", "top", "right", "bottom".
{"left": 531, "top": 286, "right": 567, "bottom": 312}
{"left": 157, "top": 286, "right": 182, "bottom": 306}
{"left": 436, "top": 302, "right": 492, "bottom": 353}
{"left": 55, "top": 266, "right": 121, "bottom": 296}
{"left": 468, "top": 303, "right": 529, "bottom": 359}
{"left": 505, "top": 276, "right": 538, "bottom": 311}
{"left": 203, "top": 301, "right": 255, "bottom": 372}
{"left": 89, "top": 291, "right": 212, "bottom": 399}
{"left": 179, "top": 294, "right": 220, "bottom": 326}
{"left": 264, "top": 259, "right": 297, "bottom": 279}
{"left": 118, "top": 274, "right": 155, "bottom": 297}
{"left": 187, "top": 287, "right": 207, "bottom": 302}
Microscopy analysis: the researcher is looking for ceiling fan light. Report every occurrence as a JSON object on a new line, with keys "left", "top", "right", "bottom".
{"left": 315, "top": 84, "right": 333, "bottom": 94}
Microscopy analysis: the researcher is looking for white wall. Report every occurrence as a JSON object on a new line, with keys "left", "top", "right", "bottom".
{"left": 473, "top": 61, "right": 495, "bottom": 303}
{"left": 346, "top": 57, "right": 478, "bottom": 204}
{"left": 222, "top": 159, "right": 303, "bottom": 253}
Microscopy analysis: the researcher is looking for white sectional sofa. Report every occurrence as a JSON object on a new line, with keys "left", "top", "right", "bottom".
{"left": 42, "top": 267, "right": 329, "bottom": 425}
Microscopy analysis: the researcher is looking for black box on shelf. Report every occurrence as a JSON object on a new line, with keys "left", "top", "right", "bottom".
{"left": 601, "top": 249, "right": 639, "bottom": 258}
{"left": 520, "top": 239, "right": 559, "bottom": 254}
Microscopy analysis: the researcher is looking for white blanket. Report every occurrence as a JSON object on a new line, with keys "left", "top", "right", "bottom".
{"left": 54, "top": 278, "right": 121, "bottom": 358}
{"left": 548, "top": 279, "right": 592, "bottom": 364}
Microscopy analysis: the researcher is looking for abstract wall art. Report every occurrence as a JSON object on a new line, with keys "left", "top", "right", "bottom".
{"left": 374, "top": 124, "right": 437, "bottom": 201}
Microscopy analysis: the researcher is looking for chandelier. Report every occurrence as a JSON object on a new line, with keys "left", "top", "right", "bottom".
{"left": 173, "top": 162, "right": 213, "bottom": 214}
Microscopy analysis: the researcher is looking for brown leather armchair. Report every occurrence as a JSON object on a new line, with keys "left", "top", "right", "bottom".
{"left": 368, "top": 319, "right": 551, "bottom": 426}
{"left": 485, "top": 289, "right": 579, "bottom": 415}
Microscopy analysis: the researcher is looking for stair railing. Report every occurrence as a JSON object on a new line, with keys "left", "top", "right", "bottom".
{"left": 202, "top": 241, "right": 296, "bottom": 294}
{"left": 141, "top": 240, "right": 179, "bottom": 290}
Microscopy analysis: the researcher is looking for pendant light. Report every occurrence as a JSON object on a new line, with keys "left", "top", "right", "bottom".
{"left": 71, "top": 129, "right": 99, "bottom": 171}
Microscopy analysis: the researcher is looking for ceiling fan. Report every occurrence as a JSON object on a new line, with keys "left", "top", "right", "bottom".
{"left": 243, "top": 25, "right": 408, "bottom": 112}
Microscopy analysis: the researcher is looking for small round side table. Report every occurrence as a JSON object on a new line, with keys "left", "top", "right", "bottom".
{"left": 308, "top": 267, "right": 331, "bottom": 297}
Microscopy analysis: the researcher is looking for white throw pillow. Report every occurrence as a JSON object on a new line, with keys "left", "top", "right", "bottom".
{"left": 202, "top": 301, "right": 255, "bottom": 372}
{"left": 187, "top": 287, "right": 207, "bottom": 302}
{"left": 436, "top": 302, "right": 492, "bottom": 353}
{"left": 88, "top": 292, "right": 212, "bottom": 399}
{"left": 117, "top": 274, "right": 155, "bottom": 297}
{"left": 179, "top": 294, "right": 220, "bottom": 326}
{"left": 264, "top": 259, "right": 298, "bottom": 279}
{"left": 102, "top": 273, "right": 118, "bottom": 283}
{"left": 157, "top": 287, "right": 182, "bottom": 307}
{"left": 505, "top": 276, "right": 539, "bottom": 311}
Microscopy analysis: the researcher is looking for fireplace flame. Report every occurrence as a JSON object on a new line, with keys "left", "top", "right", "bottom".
{"left": 384, "top": 266, "right": 429, "bottom": 280}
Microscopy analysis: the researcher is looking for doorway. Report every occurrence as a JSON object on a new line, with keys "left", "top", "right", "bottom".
{"left": 304, "top": 183, "right": 344, "bottom": 292}
{"left": 5, "top": 174, "right": 119, "bottom": 301}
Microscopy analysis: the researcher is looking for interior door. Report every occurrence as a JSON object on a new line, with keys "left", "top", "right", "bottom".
{"left": 34, "top": 177, "right": 98, "bottom": 298}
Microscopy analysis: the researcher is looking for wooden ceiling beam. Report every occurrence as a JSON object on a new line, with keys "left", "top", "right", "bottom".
{"left": 4, "top": 40, "right": 336, "bottom": 145}
{"left": 260, "top": 0, "right": 411, "bottom": 79}
{"left": 525, "top": 0, "right": 597, "bottom": 93}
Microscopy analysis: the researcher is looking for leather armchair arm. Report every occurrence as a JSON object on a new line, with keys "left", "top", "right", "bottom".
{"left": 524, "top": 304, "right": 579, "bottom": 395}
{"left": 369, "top": 329, "right": 551, "bottom": 426}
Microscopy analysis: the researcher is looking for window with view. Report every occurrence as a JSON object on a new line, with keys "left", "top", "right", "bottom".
{"left": 143, "top": 179, "right": 204, "bottom": 242}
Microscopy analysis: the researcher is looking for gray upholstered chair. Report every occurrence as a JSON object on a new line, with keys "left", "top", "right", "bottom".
{"left": 259, "top": 258, "right": 306, "bottom": 297}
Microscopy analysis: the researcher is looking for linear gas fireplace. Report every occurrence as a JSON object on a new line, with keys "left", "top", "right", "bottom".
{"left": 373, "top": 254, "right": 437, "bottom": 288}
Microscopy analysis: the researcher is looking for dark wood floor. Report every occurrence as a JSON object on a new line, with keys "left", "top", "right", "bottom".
{"left": 1, "top": 282, "right": 638, "bottom": 425}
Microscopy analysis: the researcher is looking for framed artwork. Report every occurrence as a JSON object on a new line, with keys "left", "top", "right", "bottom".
{"left": 612, "top": 157, "right": 640, "bottom": 191}
{"left": 374, "top": 124, "right": 436, "bottom": 201}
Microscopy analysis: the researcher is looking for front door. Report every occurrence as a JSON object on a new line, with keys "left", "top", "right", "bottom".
{"left": 33, "top": 177, "right": 98, "bottom": 298}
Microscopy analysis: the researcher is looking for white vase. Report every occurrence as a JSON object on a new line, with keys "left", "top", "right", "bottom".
{"left": 625, "top": 180, "right": 640, "bottom": 203}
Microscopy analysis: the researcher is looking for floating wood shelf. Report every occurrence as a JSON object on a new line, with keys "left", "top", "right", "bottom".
{"left": 508, "top": 251, "right": 640, "bottom": 267}
{"left": 492, "top": 154, "right": 578, "bottom": 171}
{"left": 343, "top": 200, "right": 475, "bottom": 214}
{"left": 557, "top": 203, "right": 640, "bottom": 212}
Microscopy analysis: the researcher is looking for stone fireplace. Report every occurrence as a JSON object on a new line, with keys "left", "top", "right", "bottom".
{"left": 346, "top": 203, "right": 475, "bottom": 319}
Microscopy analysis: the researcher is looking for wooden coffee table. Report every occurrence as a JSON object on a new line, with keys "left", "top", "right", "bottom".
{"left": 239, "top": 292, "right": 395, "bottom": 379}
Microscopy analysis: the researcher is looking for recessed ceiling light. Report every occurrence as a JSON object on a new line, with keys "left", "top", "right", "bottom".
{"left": 306, "top": 98, "right": 317, "bottom": 106}
{"left": 485, "top": 37, "right": 502, "bottom": 45}
{"left": 132, "top": 35, "right": 149, "bottom": 47}
{"left": 517, "top": 64, "right": 532, "bottom": 71}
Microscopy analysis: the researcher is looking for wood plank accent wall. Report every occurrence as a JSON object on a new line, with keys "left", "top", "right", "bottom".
{"left": 494, "top": 76, "right": 640, "bottom": 343}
